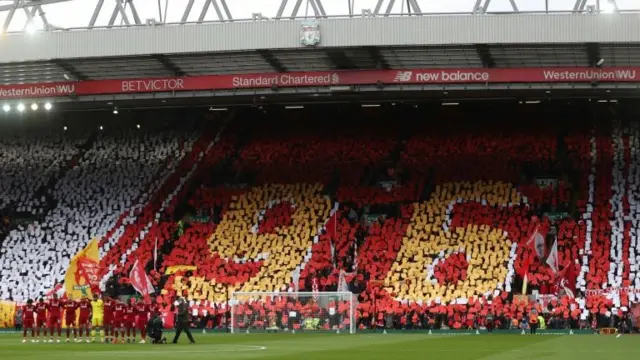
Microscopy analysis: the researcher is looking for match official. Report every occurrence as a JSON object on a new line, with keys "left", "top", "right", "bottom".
{"left": 171, "top": 298, "right": 195, "bottom": 344}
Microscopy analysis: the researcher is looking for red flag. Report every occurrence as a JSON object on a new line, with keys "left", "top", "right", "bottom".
{"left": 129, "top": 259, "right": 155, "bottom": 297}
{"left": 556, "top": 262, "right": 577, "bottom": 298}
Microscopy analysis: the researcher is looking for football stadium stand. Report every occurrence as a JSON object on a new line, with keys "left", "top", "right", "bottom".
{"left": 0, "top": 104, "right": 638, "bottom": 331}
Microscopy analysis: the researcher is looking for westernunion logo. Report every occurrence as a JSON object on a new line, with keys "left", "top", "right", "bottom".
{"left": 64, "top": 239, "right": 101, "bottom": 299}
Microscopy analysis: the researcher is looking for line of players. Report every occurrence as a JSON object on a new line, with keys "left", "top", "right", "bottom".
{"left": 21, "top": 293, "right": 160, "bottom": 344}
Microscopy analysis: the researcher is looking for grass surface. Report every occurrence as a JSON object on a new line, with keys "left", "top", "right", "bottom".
{"left": 0, "top": 332, "right": 638, "bottom": 360}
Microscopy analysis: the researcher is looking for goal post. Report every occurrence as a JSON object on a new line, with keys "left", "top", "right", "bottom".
{"left": 230, "top": 291, "right": 357, "bottom": 334}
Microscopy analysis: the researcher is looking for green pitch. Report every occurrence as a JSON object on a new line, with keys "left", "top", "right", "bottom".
{"left": 0, "top": 332, "right": 638, "bottom": 360}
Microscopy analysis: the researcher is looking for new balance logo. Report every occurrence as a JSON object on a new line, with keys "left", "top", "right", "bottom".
{"left": 393, "top": 71, "right": 413, "bottom": 82}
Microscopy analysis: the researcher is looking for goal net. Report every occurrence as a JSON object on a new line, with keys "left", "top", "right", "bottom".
{"left": 230, "top": 291, "right": 357, "bottom": 334}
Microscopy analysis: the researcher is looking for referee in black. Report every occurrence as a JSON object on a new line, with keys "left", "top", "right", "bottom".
{"left": 172, "top": 297, "right": 195, "bottom": 344}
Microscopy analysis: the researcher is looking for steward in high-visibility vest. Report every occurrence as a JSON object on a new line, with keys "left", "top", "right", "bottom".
{"left": 529, "top": 313, "right": 539, "bottom": 335}
{"left": 538, "top": 315, "right": 546, "bottom": 330}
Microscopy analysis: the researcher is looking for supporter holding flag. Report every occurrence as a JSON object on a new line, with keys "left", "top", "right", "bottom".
{"left": 35, "top": 298, "right": 48, "bottom": 342}
{"left": 48, "top": 294, "right": 63, "bottom": 343}
{"left": 21, "top": 299, "right": 36, "bottom": 343}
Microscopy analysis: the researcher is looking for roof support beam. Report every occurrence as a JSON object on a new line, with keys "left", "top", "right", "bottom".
{"left": 108, "top": 0, "right": 130, "bottom": 27}
{"left": 364, "top": 46, "right": 390, "bottom": 70}
{"left": 374, "top": 0, "right": 422, "bottom": 16}
{"left": 2, "top": 0, "right": 70, "bottom": 33}
{"left": 277, "top": 0, "right": 327, "bottom": 19}
{"left": 53, "top": 59, "right": 89, "bottom": 81}
{"left": 324, "top": 49, "right": 358, "bottom": 70}
{"left": 586, "top": 43, "right": 602, "bottom": 67}
{"left": 88, "top": 0, "right": 143, "bottom": 29}
{"left": 256, "top": 50, "right": 288, "bottom": 73}
{"left": 474, "top": 44, "right": 496, "bottom": 68}
{"left": 153, "top": 55, "right": 185, "bottom": 77}
{"left": 197, "top": 0, "right": 233, "bottom": 23}
{"left": 473, "top": 0, "right": 518, "bottom": 14}
{"left": 0, "top": 0, "right": 71, "bottom": 12}
{"left": 181, "top": 0, "right": 195, "bottom": 23}
{"left": 573, "top": 0, "right": 587, "bottom": 12}
{"left": 89, "top": 0, "right": 104, "bottom": 27}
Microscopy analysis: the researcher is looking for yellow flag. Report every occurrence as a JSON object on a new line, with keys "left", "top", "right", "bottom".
{"left": 64, "top": 239, "right": 100, "bottom": 299}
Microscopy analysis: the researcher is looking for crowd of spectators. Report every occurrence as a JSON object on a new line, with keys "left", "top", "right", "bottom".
{"left": 0, "top": 107, "right": 639, "bottom": 332}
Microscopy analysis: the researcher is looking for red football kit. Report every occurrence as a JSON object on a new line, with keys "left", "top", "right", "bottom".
{"left": 124, "top": 304, "right": 136, "bottom": 328}
{"left": 78, "top": 299, "right": 92, "bottom": 326}
{"left": 22, "top": 304, "right": 35, "bottom": 328}
{"left": 35, "top": 302, "right": 48, "bottom": 327}
{"left": 64, "top": 300, "right": 78, "bottom": 326}
{"left": 135, "top": 303, "right": 149, "bottom": 325}
{"left": 113, "top": 302, "right": 125, "bottom": 328}
{"left": 148, "top": 303, "right": 160, "bottom": 318}
{"left": 48, "top": 298, "right": 63, "bottom": 338}
{"left": 135, "top": 303, "right": 149, "bottom": 338}
{"left": 104, "top": 299, "right": 115, "bottom": 327}
{"left": 22, "top": 304, "right": 36, "bottom": 339}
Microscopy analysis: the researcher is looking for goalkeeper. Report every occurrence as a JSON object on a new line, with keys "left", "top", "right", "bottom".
{"left": 146, "top": 314, "right": 166, "bottom": 344}
{"left": 90, "top": 294, "right": 104, "bottom": 342}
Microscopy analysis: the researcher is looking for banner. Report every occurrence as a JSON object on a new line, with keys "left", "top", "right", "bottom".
{"left": 2, "top": 67, "right": 640, "bottom": 99}
{"left": 64, "top": 239, "right": 100, "bottom": 299}
{"left": 544, "top": 212, "right": 570, "bottom": 222}
{"left": 585, "top": 287, "right": 640, "bottom": 296}
{"left": 535, "top": 178, "right": 558, "bottom": 189}
{"left": 165, "top": 265, "right": 197, "bottom": 275}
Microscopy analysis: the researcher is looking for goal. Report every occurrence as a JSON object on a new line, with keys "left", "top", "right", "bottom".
{"left": 230, "top": 291, "right": 357, "bottom": 334}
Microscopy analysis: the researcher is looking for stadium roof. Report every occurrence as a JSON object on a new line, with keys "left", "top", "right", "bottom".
{"left": 0, "top": 0, "right": 638, "bottom": 33}
{"left": 4, "top": 43, "right": 640, "bottom": 86}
